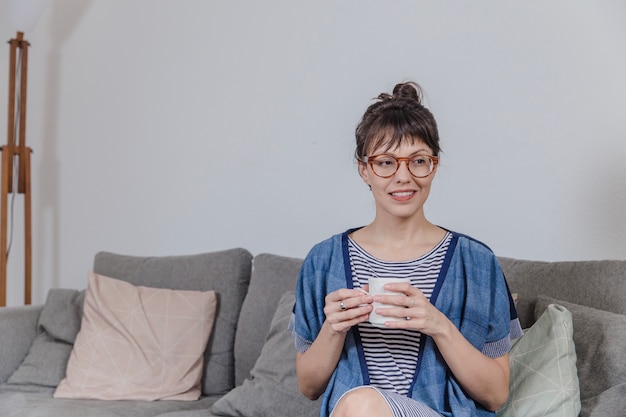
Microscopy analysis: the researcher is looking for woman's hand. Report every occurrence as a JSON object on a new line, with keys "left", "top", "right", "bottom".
{"left": 371, "top": 282, "right": 447, "bottom": 334}
{"left": 323, "top": 288, "right": 374, "bottom": 333}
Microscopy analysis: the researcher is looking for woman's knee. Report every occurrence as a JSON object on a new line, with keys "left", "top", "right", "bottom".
{"left": 332, "top": 387, "right": 392, "bottom": 417}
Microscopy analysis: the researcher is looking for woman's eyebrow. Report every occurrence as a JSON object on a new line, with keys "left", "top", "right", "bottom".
{"left": 385, "top": 149, "right": 431, "bottom": 156}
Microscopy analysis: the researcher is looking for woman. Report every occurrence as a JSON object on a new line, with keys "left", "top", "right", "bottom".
{"left": 291, "top": 82, "right": 523, "bottom": 417}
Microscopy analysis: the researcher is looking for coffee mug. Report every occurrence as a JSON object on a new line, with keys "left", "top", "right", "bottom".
{"left": 368, "top": 277, "right": 411, "bottom": 326}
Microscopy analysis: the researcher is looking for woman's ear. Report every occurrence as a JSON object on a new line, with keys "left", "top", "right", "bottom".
{"left": 358, "top": 161, "right": 371, "bottom": 187}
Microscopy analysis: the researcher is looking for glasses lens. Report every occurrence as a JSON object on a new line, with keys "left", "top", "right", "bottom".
{"left": 370, "top": 155, "right": 398, "bottom": 177}
{"left": 408, "top": 155, "right": 433, "bottom": 178}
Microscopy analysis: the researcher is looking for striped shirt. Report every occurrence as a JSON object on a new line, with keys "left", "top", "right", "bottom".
{"left": 348, "top": 232, "right": 452, "bottom": 395}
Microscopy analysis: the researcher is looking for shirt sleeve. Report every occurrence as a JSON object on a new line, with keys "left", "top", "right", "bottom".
{"left": 288, "top": 314, "right": 313, "bottom": 353}
{"left": 481, "top": 316, "right": 523, "bottom": 358}
{"left": 290, "top": 243, "right": 329, "bottom": 354}
{"left": 481, "top": 259, "right": 524, "bottom": 357}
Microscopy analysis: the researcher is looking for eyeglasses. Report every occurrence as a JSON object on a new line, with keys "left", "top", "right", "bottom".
{"left": 363, "top": 154, "right": 439, "bottom": 178}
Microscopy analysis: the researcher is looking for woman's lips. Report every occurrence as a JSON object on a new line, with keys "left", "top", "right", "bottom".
{"left": 390, "top": 190, "right": 415, "bottom": 200}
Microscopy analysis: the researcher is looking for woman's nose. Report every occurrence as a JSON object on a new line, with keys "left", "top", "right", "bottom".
{"left": 395, "top": 160, "right": 412, "bottom": 180}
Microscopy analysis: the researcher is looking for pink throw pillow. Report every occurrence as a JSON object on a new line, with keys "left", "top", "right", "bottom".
{"left": 54, "top": 272, "right": 217, "bottom": 401}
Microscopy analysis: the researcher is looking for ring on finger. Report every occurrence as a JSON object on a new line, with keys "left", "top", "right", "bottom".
{"left": 339, "top": 301, "right": 347, "bottom": 311}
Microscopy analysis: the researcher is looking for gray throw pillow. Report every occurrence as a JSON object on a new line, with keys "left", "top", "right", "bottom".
{"left": 212, "top": 291, "right": 320, "bottom": 417}
{"left": 233, "top": 253, "right": 302, "bottom": 385}
{"left": 535, "top": 296, "right": 626, "bottom": 417}
{"left": 6, "top": 289, "right": 84, "bottom": 388}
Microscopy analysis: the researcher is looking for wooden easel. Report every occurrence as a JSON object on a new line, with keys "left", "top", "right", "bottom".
{"left": 0, "top": 32, "right": 32, "bottom": 306}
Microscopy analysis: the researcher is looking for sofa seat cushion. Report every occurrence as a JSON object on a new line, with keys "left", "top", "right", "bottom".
{"left": 0, "top": 391, "right": 220, "bottom": 417}
{"left": 535, "top": 296, "right": 626, "bottom": 417}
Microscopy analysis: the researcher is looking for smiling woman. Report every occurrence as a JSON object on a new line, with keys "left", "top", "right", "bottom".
{"left": 291, "top": 82, "right": 523, "bottom": 417}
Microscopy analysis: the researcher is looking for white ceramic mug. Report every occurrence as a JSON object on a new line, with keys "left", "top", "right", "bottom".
{"left": 368, "top": 277, "right": 411, "bottom": 326}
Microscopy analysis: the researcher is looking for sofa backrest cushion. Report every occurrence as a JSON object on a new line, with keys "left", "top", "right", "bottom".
{"left": 498, "top": 257, "right": 626, "bottom": 328}
{"left": 213, "top": 291, "right": 320, "bottom": 417}
{"left": 234, "top": 253, "right": 303, "bottom": 385}
{"left": 93, "top": 248, "right": 253, "bottom": 396}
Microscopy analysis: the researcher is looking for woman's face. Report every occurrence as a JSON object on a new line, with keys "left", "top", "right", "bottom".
{"left": 358, "top": 139, "right": 438, "bottom": 221}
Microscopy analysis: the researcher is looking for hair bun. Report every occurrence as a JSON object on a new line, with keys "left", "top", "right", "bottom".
{"left": 392, "top": 82, "right": 423, "bottom": 103}
{"left": 354, "top": 80, "right": 440, "bottom": 160}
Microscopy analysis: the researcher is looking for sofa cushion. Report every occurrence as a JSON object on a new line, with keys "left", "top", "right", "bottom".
{"left": 535, "top": 295, "right": 626, "bottom": 417}
{"left": 234, "top": 253, "right": 303, "bottom": 385}
{"left": 0, "top": 391, "right": 219, "bottom": 417}
{"left": 498, "top": 257, "right": 626, "bottom": 328}
{"left": 54, "top": 272, "right": 217, "bottom": 401}
{"left": 93, "top": 248, "right": 253, "bottom": 396}
{"left": 5, "top": 289, "right": 84, "bottom": 389}
{"left": 0, "top": 305, "right": 41, "bottom": 385}
{"left": 212, "top": 291, "right": 320, "bottom": 417}
{"left": 497, "top": 303, "right": 580, "bottom": 417}
{"left": 6, "top": 333, "right": 72, "bottom": 390}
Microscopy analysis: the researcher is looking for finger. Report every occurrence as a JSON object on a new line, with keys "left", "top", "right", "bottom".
{"left": 337, "top": 288, "right": 371, "bottom": 299}
{"left": 375, "top": 293, "right": 411, "bottom": 306}
{"left": 383, "top": 282, "right": 413, "bottom": 293}
{"left": 407, "top": 296, "right": 415, "bottom": 307}
{"left": 337, "top": 291, "right": 373, "bottom": 310}
{"left": 328, "top": 313, "right": 370, "bottom": 333}
{"left": 376, "top": 306, "right": 415, "bottom": 322}
{"left": 327, "top": 304, "right": 372, "bottom": 329}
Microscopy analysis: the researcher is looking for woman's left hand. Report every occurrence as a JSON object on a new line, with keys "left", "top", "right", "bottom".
{"left": 373, "top": 282, "right": 448, "bottom": 335}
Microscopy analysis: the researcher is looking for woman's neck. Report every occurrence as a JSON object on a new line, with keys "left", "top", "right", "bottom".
{"left": 351, "top": 216, "right": 446, "bottom": 262}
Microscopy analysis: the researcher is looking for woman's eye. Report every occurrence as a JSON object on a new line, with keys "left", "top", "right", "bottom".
{"left": 412, "top": 157, "right": 427, "bottom": 166}
{"left": 376, "top": 158, "right": 395, "bottom": 167}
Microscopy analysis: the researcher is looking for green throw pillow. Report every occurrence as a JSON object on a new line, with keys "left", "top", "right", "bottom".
{"left": 497, "top": 303, "right": 581, "bottom": 417}
{"left": 535, "top": 295, "right": 626, "bottom": 416}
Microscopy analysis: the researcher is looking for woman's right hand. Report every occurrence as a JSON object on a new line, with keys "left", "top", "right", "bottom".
{"left": 323, "top": 288, "right": 373, "bottom": 333}
{"left": 296, "top": 287, "right": 373, "bottom": 400}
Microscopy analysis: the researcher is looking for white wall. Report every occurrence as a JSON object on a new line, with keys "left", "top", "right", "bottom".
{"left": 0, "top": 0, "right": 624, "bottom": 306}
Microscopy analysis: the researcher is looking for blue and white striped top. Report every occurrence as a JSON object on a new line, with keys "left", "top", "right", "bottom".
{"left": 348, "top": 232, "right": 452, "bottom": 395}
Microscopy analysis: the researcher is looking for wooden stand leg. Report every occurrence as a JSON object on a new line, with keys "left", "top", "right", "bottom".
{"left": 0, "top": 148, "right": 8, "bottom": 307}
{"left": 24, "top": 149, "right": 31, "bottom": 305}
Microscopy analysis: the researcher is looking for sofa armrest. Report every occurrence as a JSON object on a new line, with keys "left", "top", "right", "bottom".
{"left": 0, "top": 304, "right": 42, "bottom": 383}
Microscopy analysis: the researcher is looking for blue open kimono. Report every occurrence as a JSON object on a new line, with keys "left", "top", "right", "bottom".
{"left": 292, "top": 228, "right": 523, "bottom": 417}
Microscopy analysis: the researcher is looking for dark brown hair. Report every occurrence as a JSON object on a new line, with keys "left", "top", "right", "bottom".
{"left": 354, "top": 82, "right": 440, "bottom": 160}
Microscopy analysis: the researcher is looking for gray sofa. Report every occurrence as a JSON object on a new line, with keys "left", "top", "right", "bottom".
{"left": 0, "top": 248, "right": 624, "bottom": 417}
